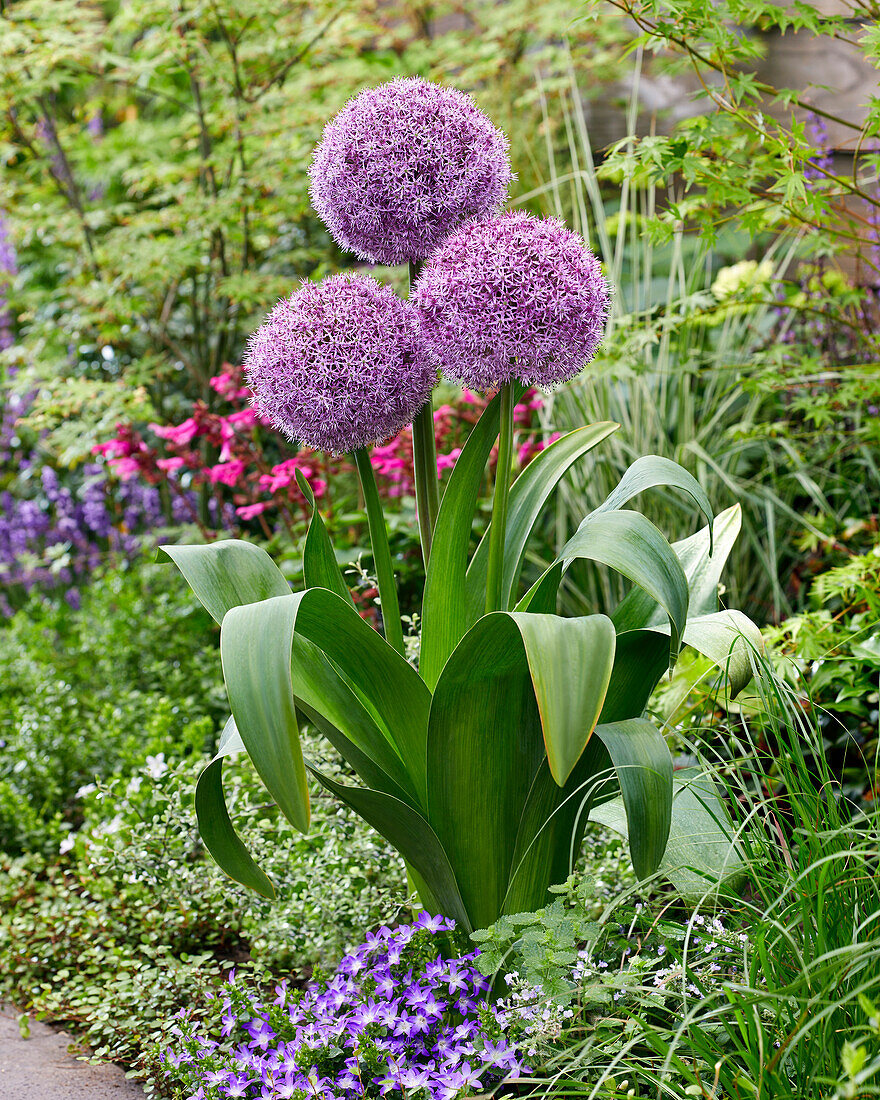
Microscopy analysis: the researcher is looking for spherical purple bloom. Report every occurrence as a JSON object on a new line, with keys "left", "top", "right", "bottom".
{"left": 244, "top": 273, "right": 437, "bottom": 456}
{"left": 413, "top": 210, "right": 611, "bottom": 391}
{"left": 309, "top": 77, "right": 512, "bottom": 265}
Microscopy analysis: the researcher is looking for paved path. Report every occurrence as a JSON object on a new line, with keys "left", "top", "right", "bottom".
{"left": 0, "top": 1005, "right": 146, "bottom": 1098}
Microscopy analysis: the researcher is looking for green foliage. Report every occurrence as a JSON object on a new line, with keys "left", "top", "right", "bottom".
{"left": 524, "top": 51, "right": 879, "bottom": 622}
{"left": 469, "top": 655, "right": 880, "bottom": 1099}
{"left": 0, "top": 557, "right": 225, "bottom": 854}
{"left": 0, "top": 0, "right": 618, "bottom": 456}
{"left": 162, "top": 417, "right": 758, "bottom": 932}
{"left": 0, "top": 750, "right": 405, "bottom": 1096}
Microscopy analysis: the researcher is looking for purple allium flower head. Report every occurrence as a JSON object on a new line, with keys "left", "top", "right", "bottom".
{"left": 309, "top": 77, "right": 512, "bottom": 265}
{"left": 413, "top": 210, "right": 611, "bottom": 391}
{"left": 244, "top": 273, "right": 437, "bottom": 455}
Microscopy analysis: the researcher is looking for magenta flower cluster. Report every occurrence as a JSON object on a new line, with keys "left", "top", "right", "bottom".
{"left": 244, "top": 274, "right": 436, "bottom": 455}
{"left": 309, "top": 77, "right": 511, "bottom": 265}
{"left": 163, "top": 914, "right": 530, "bottom": 1100}
{"left": 413, "top": 211, "right": 610, "bottom": 391}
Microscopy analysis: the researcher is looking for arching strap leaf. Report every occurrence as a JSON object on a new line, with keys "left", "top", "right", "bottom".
{"left": 592, "top": 718, "right": 673, "bottom": 880}
{"left": 292, "top": 636, "right": 415, "bottom": 805}
{"left": 157, "top": 539, "right": 290, "bottom": 624}
{"left": 420, "top": 386, "right": 524, "bottom": 690}
{"left": 509, "top": 612, "right": 616, "bottom": 786}
{"left": 561, "top": 510, "right": 689, "bottom": 665}
{"left": 513, "top": 561, "right": 564, "bottom": 614}
{"left": 426, "top": 611, "right": 618, "bottom": 928}
{"left": 646, "top": 609, "right": 764, "bottom": 699}
{"left": 426, "top": 613, "right": 546, "bottom": 930}
{"left": 222, "top": 589, "right": 431, "bottom": 811}
{"left": 464, "top": 422, "right": 619, "bottom": 622}
{"left": 613, "top": 504, "right": 742, "bottom": 632}
{"left": 584, "top": 455, "right": 714, "bottom": 553}
{"left": 221, "top": 594, "right": 311, "bottom": 834}
{"left": 307, "top": 764, "right": 470, "bottom": 931}
{"left": 194, "top": 715, "right": 275, "bottom": 899}
{"left": 592, "top": 768, "right": 746, "bottom": 903}
{"left": 296, "top": 469, "right": 354, "bottom": 605}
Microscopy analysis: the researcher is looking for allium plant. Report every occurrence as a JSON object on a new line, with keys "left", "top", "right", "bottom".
{"left": 159, "top": 81, "right": 762, "bottom": 934}
{"left": 163, "top": 914, "right": 534, "bottom": 1100}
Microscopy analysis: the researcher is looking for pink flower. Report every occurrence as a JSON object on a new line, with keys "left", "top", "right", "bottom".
{"left": 150, "top": 418, "right": 200, "bottom": 446}
{"left": 209, "top": 371, "right": 251, "bottom": 401}
{"left": 437, "top": 448, "right": 461, "bottom": 473}
{"left": 108, "top": 456, "right": 142, "bottom": 480}
{"left": 259, "top": 459, "right": 302, "bottom": 494}
{"left": 206, "top": 460, "right": 246, "bottom": 486}
{"left": 156, "top": 456, "right": 185, "bottom": 472}
{"left": 236, "top": 502, "right": 272, "bottom": 520}
{"left": 227, "top": 408, "right": 258, "bottom": 430}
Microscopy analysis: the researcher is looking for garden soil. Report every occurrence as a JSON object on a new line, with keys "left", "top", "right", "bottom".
{"left": 0, "top": 1005, "right": 146, "bottom": 1098}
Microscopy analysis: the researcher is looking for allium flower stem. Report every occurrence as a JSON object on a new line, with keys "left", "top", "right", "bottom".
{"left": 409, "top": 260, "right": 440, "bottom": 565}
{"left": 352, "top": 447, "right": 405, "bottom": 656}
{"left": 485, "top": 381, "right": 515, "bottom": 615}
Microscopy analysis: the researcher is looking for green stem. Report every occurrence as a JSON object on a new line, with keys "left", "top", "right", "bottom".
{"left": 408, "top": 260, "right": 440, "bottom": 566}
{"left": 412, "top": 400, "right": 440, "bottom": 565}
{"left": 485, "top": 381, "right": 515, "bottom": 615}
{"left": 352, "top": 448, "right": 405, "bottom": 657}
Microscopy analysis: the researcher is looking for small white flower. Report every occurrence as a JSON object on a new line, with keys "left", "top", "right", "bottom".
{"left": 144, "top": 753, "right": 168, "bottom": 780}
{"left": 59, "top": 835, "right": 75, "bottom": 855}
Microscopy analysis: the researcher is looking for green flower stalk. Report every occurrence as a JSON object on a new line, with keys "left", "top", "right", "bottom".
{"left": 353, "top": 447, "right": 404, "bottom": 656}
{"left": 408, "top": 260, "right": 440, "bottom": 566}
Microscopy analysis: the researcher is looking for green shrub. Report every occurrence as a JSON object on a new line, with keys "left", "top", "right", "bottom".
{"left": 0, "top": 558, "right": 225, "bottom": 855}
{"left": 0, "top": 748, "right": 406, "bottom": 1096}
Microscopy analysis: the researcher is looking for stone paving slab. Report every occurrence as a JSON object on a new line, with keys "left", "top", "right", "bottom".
{"left": 0, "top": 1005, "right": 146, "bottom": 1098}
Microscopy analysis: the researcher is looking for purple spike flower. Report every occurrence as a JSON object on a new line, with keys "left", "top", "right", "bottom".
{"left": 413, "top": 211, "right": 611, "bottom": 391}
{"left": 309, "top": 77, "right": 512, "bottom": 265}
{"left": 243, "top": 273, "right": 437, "bottom": 456}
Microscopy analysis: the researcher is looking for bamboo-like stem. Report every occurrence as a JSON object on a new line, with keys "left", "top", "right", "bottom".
{"left": 352, "top": 447, "right": 405, "bottom": 656}
{"left": 408, "top": 260, "right": 440, "bottom": 566}
{"left": 485, "top": 381, "right": 515, "bottom": 615}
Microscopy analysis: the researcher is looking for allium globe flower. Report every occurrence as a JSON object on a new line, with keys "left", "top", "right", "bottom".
{"left": 309, "top": 77, "right": 512, "bottom": 265}
{"left": 412, "top": 211, "right": 611, "bottom": 391}
{"left": 243, "top": 273, "right": 437, "bottom": 455}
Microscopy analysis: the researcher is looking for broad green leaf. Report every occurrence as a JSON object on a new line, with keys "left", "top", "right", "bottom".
{"left": 592, "top": 768, "right": 746, "bottom": 902}
{"left": 562, "top": 510, "right": 689, "bottom": 663}
{"left": 509, "top": 612, "right": 616, "bottom": 785}
{"left": 426, "top": 613, "right": 547, "bottom": 930}
{"left": 464, "top": 423, "right": 619, "bottom": 622}
{"left": 308, "top": 764, "right": 470, "bottom": 930}
{"left": 292, "top": 592, "right": 431, "bottom": 805}
{"left": 504, "top": 736, "right": 614, "bottom": 915}
{"left": 592, "top": 718, "right": 673, "bottom": 880}
{"left": 584, "top": 455, "right": 714, "bottom": 552}
{"left": 514, "top": 561, "right": 564, "bottom": 614}
{"left": 295, "top": 469, "right": 354, "bottom": 605}
{"left": 599, "top": 629, "right": 672, "bottom": 723}
{"left": 292, "top": 635, "right": 416, "bottom": 805}
{"left": 613, "top": 504, "right": 742, "bottom": 632}
{"left": 158, "top": 539, "right": 290, "bottom": 624}
{"left": 657, "top": 610, "right": 764, "bottom": 698}
{"left": 194, "top": 715, "right": 275, "bottom": 899}
{"left": 221, "top": 594, "right": 310, "bottom": 833}
{"left": 420, "top": 387, "right": 524, "bottom": 690}
{"left": 222, "top": 589, "right": 431, "bottom": 807}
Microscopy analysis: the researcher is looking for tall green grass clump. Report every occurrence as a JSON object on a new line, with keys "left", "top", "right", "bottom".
{"left": 519, "top": 62, "right": 878, "bottom": 622}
